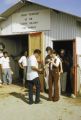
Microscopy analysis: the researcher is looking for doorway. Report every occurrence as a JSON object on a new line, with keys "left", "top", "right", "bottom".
{"left": 0, "top": 34, "right": 28, "bottom": 84}
{"left": 28, "top": 32, "right": 44, "bottom": 92}
{"left": 0, "top": 32, "right": 44, "bottom": 91}
{"left": 53, "top": 40, "right": 76, "bottom": 95}
{"left": 53, "top": 40, "right": 73, "bottom": 56}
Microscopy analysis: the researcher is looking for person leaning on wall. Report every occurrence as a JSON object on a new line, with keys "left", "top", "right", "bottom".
{"left": 60, "top": 49, "right": 68, "bottom": 94}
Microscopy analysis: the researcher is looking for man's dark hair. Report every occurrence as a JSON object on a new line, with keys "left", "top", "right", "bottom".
{"left": 46, "top": 46, "right": 52, "bottom": 52}
{"left": 52, "top": 49, "right": 56, "bottom": 54}
{"left": 3, "top": 51, "right": 8, "bottom": 55}
{"left": 34, "top": 49, "right": 41, "bottom": 54}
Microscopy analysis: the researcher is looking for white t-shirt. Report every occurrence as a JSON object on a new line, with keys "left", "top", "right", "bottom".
{"left": 19, "top": 56, "right": 27, "bottom": 67}
{"left": 55, "top": 56, "right": 61, "bottom": 67}
{"left": 1, "top": 57, "right": 10, "bottom": 69}
{"left": 27, "top": 55, "right": 39, "bottom": 80}
{"left": 50, "top": 56, "right": 61, "bottom": 70}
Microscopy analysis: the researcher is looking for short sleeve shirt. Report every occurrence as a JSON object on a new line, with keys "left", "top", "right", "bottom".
{"left": 19, "top": 56, "right": 27, "bottom": 67}
{"left": 27, "top": 55, "right": 39, "bottom": 80}
{"left": 55, "top": 56, "right": 61, "bottom": 67}
{"left": 50, "top": 56, "right": 61, "bottom": 70}
{"left": 1, "top": 57, "right": 10, "bottom": 69}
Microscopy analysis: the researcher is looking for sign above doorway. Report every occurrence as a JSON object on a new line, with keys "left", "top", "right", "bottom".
{"left": 12, "top": 9, "right": 50, "bottom": 33}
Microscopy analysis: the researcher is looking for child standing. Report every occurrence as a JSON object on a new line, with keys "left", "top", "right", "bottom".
{"left": 1, "top": 51, "right": 12, "bottom": 85}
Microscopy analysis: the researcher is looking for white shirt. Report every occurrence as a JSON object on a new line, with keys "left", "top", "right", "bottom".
{"left": 50, "top": 56, "right": 61, "bottom": 70}
{"left": 19, "top": 56, "right": 27, "bottom": 67}
{"left": 55, "top": 56, "right": 61, "bottom": 67}
{"left": 27, "top": 55, "right": 39, "bottom": 80}
{"left": 1, "top": 57, "right": 10, "bottom": 69}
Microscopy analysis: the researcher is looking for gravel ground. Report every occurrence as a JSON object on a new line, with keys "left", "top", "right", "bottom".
{"left": 0, "top": 85, "right": 81, "bottom": 120}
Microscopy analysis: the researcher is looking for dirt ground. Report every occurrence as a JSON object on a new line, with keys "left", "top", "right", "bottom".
{"left": 0, "top": 84, "right": 81, "bottom": 120}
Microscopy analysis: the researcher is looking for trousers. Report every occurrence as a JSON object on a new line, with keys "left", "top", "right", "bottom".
{"left": 44, "top": 67, "right": 49, "bottom": 89}
{"left": 23, "top": 66, "right": 27, "bottom": 85}
{"left": 3, "top": 68, "right": 12, "bottom": 84}
{"left": 28, "top": 77, "right": 40, "bottom": 102}
{"left": 49, "top": 68, "right": 59, "bottom": 101}
{"left": 60, "top": 72, "right": 67, "bottom": 92}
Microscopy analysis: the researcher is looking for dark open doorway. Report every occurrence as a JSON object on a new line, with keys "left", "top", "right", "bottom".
{"left": 53, "top": 40, "right": 74, "bottom": 95}
{"left": 53, "top": 40, "right": 73, "bottom": 57}
{"left": 0, "top": 34, "right": 28, "bottom": 85}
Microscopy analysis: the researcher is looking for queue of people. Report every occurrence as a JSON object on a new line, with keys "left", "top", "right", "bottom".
{"left": 44, "top": 47, "right": 73, "bottom": 101}
{"left": 45, "top": 47, "right": 63, "bottom": 102}
{"left": 0, "top": 45, "right": 73, "bottom": 105}
{"left": 26, "top": 47, "right": 63, "bottom": 104}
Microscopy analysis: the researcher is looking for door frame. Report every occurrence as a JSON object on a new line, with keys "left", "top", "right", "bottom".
{"left": 52, "top": 39, "right": 77, "bottom": 95}
{"left": 28, "top": 32, "right": 45, "bottom": 92}
{"left": 28, "top": 32, "right": 45, "bottom": 60}
{"left": 73, "top": 39, "right": 77, "bottom": 95}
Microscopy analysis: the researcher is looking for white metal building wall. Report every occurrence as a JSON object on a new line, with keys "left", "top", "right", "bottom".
{"left": 45, "top": 10, "right": 81, "bottom": 48}
{"left": 0, "top": 16, "right": 12, "bottom": 35}
{"left": 0, "top": 4, "right": 81, "bottom": 48}
{"left": 0, "top": 3, "right": 81, "bottom": 90}
{"left": 0, "top": 4, "right": 46, "bottom": 35}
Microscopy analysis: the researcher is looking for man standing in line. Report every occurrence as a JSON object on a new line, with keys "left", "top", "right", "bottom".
{"left": 1, "top": 51, "right": 12, "bottom": 85}
{"left": 27, "top": 49, "right": 43, "bottom": 105}
{"left": 45, "top": 47, "right": 52, "bottom": 92}
{"left": 19, "top": 51, "right": 28, "bottom": 86}
{"left": 60, "top": 49, "right": 68, "bottom": 94}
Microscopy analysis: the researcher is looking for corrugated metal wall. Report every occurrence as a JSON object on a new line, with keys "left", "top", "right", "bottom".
{"left": 45, "top": 10, "right": 81, "bottom": 48}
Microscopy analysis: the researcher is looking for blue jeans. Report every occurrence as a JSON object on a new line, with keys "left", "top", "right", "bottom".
{"left": 28, "top": 77, "right": 40, "bottom": 103}
{"left": 3, "top": 68, "right": 12, "bottom": 84}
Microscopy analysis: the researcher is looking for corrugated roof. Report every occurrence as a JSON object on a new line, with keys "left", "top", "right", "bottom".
{"left": 0, "top": 0, "right": 81, "bottom": 22}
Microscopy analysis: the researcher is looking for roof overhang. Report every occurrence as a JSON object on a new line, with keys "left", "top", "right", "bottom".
{"left": 0, "top": 1, "right": 25, "bottom": 22}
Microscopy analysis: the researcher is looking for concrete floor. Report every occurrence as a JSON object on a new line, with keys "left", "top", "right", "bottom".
{"left": 0, "top": 85, "right": 81, "bottom": 120}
